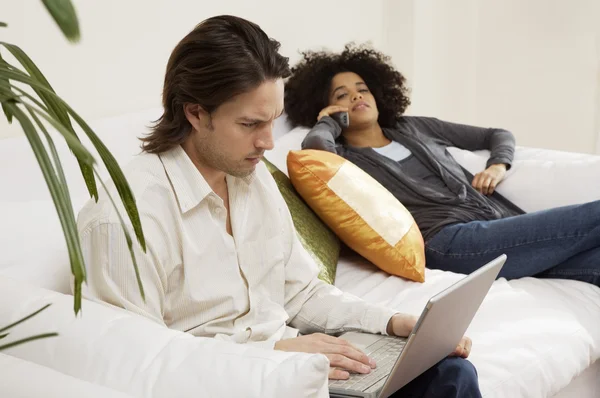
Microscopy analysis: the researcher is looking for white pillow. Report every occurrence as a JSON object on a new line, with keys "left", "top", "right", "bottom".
{"left": 0, "top": 276, "right": 329, "bottom": 398}
{"left": 0, "top": 197, "right": 89, "bottom": 294}
{"left": 267, "top": 128, "right": 600, "bottom": 212}
{"left": 447, "top": 147, "right": 600, "bottom": 212}
{"left": 0, "top": 353, "right": 134, "bottom": 398}
{"left": 266, "top": 126, "right": 309, "bottom": 175}
{"left": 272, "top": 113, "right": 294, "bottom": 142}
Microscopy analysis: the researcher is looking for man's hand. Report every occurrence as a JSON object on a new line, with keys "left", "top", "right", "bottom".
{"left": 471, "top": 163, "right": 507, "bottom": 196}
{"left": 449, "top": 336, "right": 472, "bottom": 358}
{"left": 386, "top": 313, "right": 419, "bottom": 337}
{"left": 274, "top": 333, "right": 376, "bottom": 380}
{"left": 387, "top": 314, "right": 472, "bottom": 358}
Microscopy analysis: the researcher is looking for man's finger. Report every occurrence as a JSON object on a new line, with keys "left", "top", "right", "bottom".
{"left": 329, "top": 368, "right": 350, "bottom": 380}
{"left": 463, "top": 338, "right": 472, "bottom": 357}
{"left": 325, "top": 335, "right": 369, "bottom": 359}
{"left": 316, "top": 333, "right": 354, "bottom": 346}
{"left": 449, "top": 345, "right": 460, "bottom": 357}
{"left": 328, "top": 342, "right": 373, "bottom": 367}
{"left": 317, "top": 335, "right": 373, "bottom": 365}
{"left": 455, "top": 338, "right": 470, "bottom": 358}
{"left": 326, "top": 354, "right": 372, "bottom": 375}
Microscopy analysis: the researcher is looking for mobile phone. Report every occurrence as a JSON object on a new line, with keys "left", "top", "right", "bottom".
{"left": 330, "top": 111, "right": 349, "bottom": 128}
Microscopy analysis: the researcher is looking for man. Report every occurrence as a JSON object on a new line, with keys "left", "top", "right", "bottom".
{"left": 78, "top": 15, "right": 479, "bottom": 397}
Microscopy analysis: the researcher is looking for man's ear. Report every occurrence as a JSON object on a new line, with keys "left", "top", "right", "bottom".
{"left": 184, "top": 103, "right": 211, "bottom": 131}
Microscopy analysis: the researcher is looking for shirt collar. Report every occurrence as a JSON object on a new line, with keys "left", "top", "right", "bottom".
{"left": 159, "top": 145, "right": 256, "bottom": 213}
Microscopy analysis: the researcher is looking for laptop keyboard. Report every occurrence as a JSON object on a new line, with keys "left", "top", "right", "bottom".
{"left": 329, "top": 336, "right": 407, "bottom": 392}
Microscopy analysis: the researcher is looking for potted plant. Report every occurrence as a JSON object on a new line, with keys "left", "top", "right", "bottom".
{"left": 1, "top": 0, "right": 146, "bottom": 350}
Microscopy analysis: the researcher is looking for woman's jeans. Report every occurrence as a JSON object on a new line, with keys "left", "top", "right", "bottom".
{"left": 425, "top": 200, "right": 600, "bottom": 287}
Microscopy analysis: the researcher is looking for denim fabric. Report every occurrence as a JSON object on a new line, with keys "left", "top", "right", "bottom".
{"left": 391, "top": 357, "right": 481, "bottom": 398}
{"left": 425, "top": 200, "right": 600, "bottom": 287}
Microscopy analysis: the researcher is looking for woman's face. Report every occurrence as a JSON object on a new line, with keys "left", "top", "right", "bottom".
{"left": 328, "top": 71, "right": 379, "bottom": 128}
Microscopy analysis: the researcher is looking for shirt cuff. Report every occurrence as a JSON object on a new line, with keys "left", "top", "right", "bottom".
{"left": 363, "top": 306, "right": 400, "bottom": 336}
{"left": 247, "top": 340, "right": 277, "bottom": 350}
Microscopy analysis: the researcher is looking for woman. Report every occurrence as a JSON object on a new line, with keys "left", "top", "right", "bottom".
{"left": 284, "top": 44, "right": 600, "bottom": 287}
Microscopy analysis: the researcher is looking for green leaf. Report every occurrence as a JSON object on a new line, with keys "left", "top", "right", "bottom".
{"left": 24, "top": 102, "right": 95, "bottom": 165}
{"left": 1, "top": 44, "right": 65, "bottom": 122}
{"left": 8, "top": 86, "right": 49, "bottom": 111}
{"left": 0, "top": 304, "right": 53, "bottom": 334}
{"left": 27, "top": 108, "right": 88, "bottom": 309}
{"left": 0, "top": 43, "right": 98, "bottom": 201}
{"left": 0, "top": 333, "right": 8, "bottom": 339}
{"left": 0, "top": 69, "right": 147, "bottom": 300}
{"left": 0, "top": 51, "right": 14, "bottom": 123}
{"left": 68, "top": 108, "right": 147, "bottom": 252}
{"left": 1, "top": 102, "right": 13, "bottom": 123}
{"left": 8, "top": 82, "right": 94, "bottom": 167}
{"left": 6, "top": 102, "right": 87, "bottom": 314}
{"left": 0, "top": 22, "right": 7, "bottom": 28}
{"left": 41, "top": 0, "right": 80, "bottom": 42}
{"left": 0, "top": 333, "right": 58, "bottom": 351}
{"left": 0, "top": 66, "right": 146, "bottom": 253}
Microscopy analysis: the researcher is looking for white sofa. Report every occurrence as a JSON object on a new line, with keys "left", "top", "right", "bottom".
{"left": 0, "top": 108, "right": 599, "bottom": 397}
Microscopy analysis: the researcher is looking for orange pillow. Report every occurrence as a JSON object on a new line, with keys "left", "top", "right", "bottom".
{"left": 287, "top": 149, "right": 425, "bottom": 282}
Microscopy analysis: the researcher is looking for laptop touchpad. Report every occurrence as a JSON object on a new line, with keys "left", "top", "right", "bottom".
{"left": 339, "top": 332, "right": 385, "bottom": 353}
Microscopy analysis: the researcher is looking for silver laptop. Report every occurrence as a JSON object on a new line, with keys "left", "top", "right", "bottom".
{"left": 330, "top": 254, "right": 506, "bottom": 398}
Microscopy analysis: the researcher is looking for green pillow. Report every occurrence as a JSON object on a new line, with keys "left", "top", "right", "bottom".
{"left": 263, "top": 157, "right": 340, "bottom": 284}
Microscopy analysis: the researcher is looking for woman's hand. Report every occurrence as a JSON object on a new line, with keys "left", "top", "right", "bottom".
{"left": 317, "top": 105, "right": 349, "bottom": 121}
{"left": 472, "top": 164, "right": 507, "bottom": 195}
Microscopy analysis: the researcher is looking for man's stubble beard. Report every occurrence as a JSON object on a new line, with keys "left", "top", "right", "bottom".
{"left": 196, "top": 138, "right": 257, "bottom": 178}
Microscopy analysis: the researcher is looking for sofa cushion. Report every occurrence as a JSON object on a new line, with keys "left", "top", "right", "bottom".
{"left": 0, "top": 276, "right": 329, "bottom": 398}
{"left": 0, "top": 353, "right": 134, "bottom": 398}
{"left": 447, "top": 147, "right": 600, "bottom": 212}
{"left": 267, "top": 128, "right": 600, "bottom": 214}
{"left": 266, "top": 126, "right": 310, "bottom": 176}
{"left": 262, "top": 157, "right": 340, "bottom": 284}
{"left": 287, "top": 149, "right": 425, "bottom": 282}
{"left": 0, "top": 197, "right": 90, "bottom": 294}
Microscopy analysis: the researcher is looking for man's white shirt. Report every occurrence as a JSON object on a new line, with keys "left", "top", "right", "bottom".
{"left": 78, "top": 145, "right": 396, "bottom": 349}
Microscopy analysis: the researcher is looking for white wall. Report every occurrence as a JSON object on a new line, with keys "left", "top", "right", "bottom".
{"left": 2, "top": 0, "right": 599, "bottom": 154}
{"left": 0, "top": 0, "right": 386, "bottom": 139}
{"left": 400, "top": 0, "right": 600, "bottom": 154}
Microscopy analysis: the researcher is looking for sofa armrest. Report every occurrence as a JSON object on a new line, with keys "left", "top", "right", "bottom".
{"left": 0, "top": 276, "right": 329, "bottom": 398}
{"left": 0, "top": 353, "right": 133, "bottom": 398}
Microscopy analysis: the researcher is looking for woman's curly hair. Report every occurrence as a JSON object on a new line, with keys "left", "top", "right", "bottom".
{"left": 284, "top": 43, "right": 411, "bottom": 128}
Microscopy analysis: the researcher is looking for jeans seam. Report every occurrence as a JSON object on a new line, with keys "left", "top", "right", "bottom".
{"left": 541, "top": 268, "right": 600, "bottom": 277}
{"left": 426, "top": 232, "right": 589, "bottom": 257}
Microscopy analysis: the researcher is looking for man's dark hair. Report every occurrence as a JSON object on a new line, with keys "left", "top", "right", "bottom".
{"left": 284, "top": 44, "right": 410, "bottom": 128}
{"left": 141, "top": 15, "right": 291, "bottom": 153}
